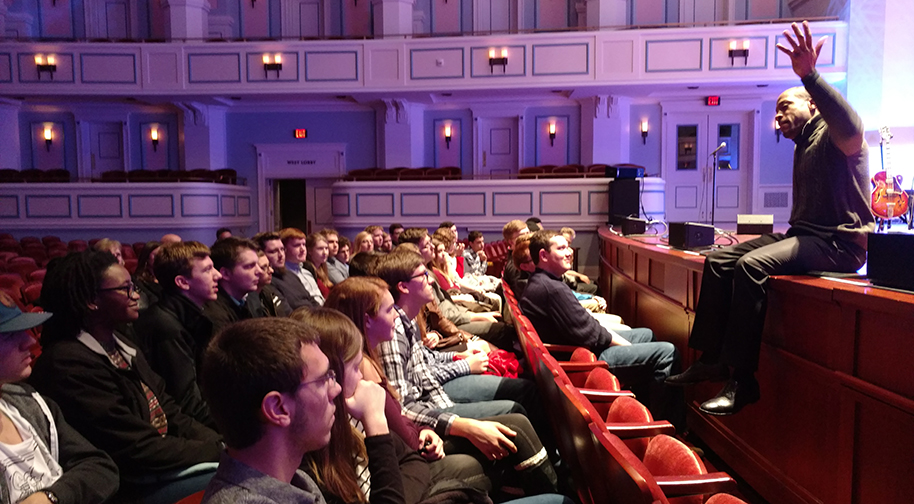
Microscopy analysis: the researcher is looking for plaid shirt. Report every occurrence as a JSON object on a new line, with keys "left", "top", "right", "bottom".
{"left": 377, "top": 306, "right": 462, "bottom": 434}
{"left": 462, "top": 249, "right": 487, "bottom": 277}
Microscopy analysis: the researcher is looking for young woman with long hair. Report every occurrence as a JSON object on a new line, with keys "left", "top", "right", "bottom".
{"left": 306, "top": 232, "right": 333, "bottom": 296}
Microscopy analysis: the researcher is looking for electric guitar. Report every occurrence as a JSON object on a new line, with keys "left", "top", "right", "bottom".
{"left": 871, "top": 126, "right": 909, "bottom": 229}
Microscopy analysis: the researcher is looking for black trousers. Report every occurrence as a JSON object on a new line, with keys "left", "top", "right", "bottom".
{"left": 689, "top": 231, "right": 866, "bottom": 373}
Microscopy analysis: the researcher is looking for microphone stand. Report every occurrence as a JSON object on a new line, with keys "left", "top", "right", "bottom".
{"left": 710, "top": 149, "right": 719, "bottom": 227}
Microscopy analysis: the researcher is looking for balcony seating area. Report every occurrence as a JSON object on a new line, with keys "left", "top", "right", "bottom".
{"left": 518, "top": 164, "right": 613, "bottom": 179}
{"left": 343, "top": 167, "right": 462, "bottom": 181}
{"left": 0, "top": 169, "right": 240, "bottom": 184}
{"left": 502, "top": 279, "right": 749, "bottom": 504}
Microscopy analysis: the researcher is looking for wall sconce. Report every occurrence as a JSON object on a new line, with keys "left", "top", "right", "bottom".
{"left": 35, "top": 54, "right": 57, "bottom": 80}
{"left": 444, "top": 124, "right": 452, "bottom": 149}
{"left": 548, "top": 122, "right": 556, "bottom": 146}
{"left": 640, "top": 120, "right": 649, "bottom": 144}
{"left": 488, "top": 48, "right": 508, "bottom": 73}
{"left": 774, "top": 119, "right": 781, "bottom": 143}
{"left": 43, "top": 126, "right": 53, "bottom": 152}
{"left": 262, "top": 53, "right": 282, "bottom": 78}
{"left": 728, "top": 40, "right": 749, "bottom": 66}
{"left": 151, "top": 127, "right": 160, "bottom": 151}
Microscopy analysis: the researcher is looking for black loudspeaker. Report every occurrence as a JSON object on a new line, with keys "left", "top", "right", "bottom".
{"left": 608, "top": 179, "right": 640, "bottom": 225}
{"left": 668, "top": 222, "right": 715, "bottom": 249}
{"left": 867, "top": 233, "right": 914, "bottom": 292}
{"left": 620, "top": 216, "right": 647, "bottom": 235}
{"left": 605, "top": 165, "right": 646, "bottom": 178}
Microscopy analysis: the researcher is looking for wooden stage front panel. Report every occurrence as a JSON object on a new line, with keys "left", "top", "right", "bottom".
{"left": 598, "top": 228, "right": 914, "bottom": 504}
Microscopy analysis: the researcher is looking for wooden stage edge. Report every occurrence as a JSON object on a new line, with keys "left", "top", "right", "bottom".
{"left": 597, "top": 227, "right": 914, "bottom": 504}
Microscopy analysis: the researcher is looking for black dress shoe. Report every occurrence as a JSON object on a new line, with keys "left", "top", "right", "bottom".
{"left": 664, "top": 361, "right": 729, "bottom": 386}
{"left": 699, "top": 379, "right": 760, "bottom": 416}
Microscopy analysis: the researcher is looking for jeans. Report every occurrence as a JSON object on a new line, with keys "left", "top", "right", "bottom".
{"left": 597, "top": 328, "right": 682, "bottom": 426}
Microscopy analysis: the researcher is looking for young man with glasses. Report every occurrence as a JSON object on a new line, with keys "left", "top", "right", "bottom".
{"left": 199, "top": 318, "right": 402, "bottom": 504}
{"left": 135, "top": 241, "right": 222, "bottom": 428}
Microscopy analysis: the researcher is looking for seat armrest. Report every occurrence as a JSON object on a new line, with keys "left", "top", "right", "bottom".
{"left": 603, "top": 421, "right": 676, "bottom": 439}
{"left": 654, "top": 472, "right": 737, "bottom": 497}
{"left": 578, "top": 388, "right": 636, "bottom": 401}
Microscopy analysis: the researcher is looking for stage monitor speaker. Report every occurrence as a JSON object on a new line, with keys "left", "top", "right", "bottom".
{"left": 608, "top": 179, "right": 640, "bottom": 225}
{"left": 867, "top": 233, "right": 914, "bottom": 292}
{"left": 605, "top": 165, "right": 645, "bottom": 179}
{"left": 620, "top": 216, "right": 647, "bottom": 235}
{"left": 668, "top": 222, "right": 715, "bottom": 249}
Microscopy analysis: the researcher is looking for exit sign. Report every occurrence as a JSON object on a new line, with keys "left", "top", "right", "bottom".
{"left": 294, "top": 129, "right": 307, "bottom": 139}
{"left": 706, "top": 96, "right": 720, "bottom": 106}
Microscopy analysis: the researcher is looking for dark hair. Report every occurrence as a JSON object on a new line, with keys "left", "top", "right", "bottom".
{"left": 201, "top": 318, "right": 319, "bottom": 449}
{"left": 216, "top": 228, "right": 231, "bottom": 239}
{"left": 388, "top": 223, "right": 404, "bottom": 234}
{"left": 397, "top": 227, "right": 428, "bottom": 245}
{"left": 526, "top": 217, "right": 543, "bottom": 232}
{"left": 338, "top": 236, "right": 351, "bottom": 250}
{"left": 347, "top": 252, "right": 379, "bottom": 277}
{"left": 252, "top": 231, "right": 281, "bottom": 251}
{"left": 438, "top": 221, "right": 455, "bottom": 229}
{"left": 319, "top": 228, "right": 339, "bottom": 239}
{"left": 135, "top": 240, "right": 162, "bottom": 284}
{"left": 375, "top": 251, "right": 424, "bottom": 303}
{"left": 210, "top": 237, "right": 258, "bottom": 271}
{"left": 529, "top": 230, "right": 560, "bottom": 266}
{"left": 468, "top": 230, "right": 483, "bottom": 242}
{"left": 292, "top": 308, "right": 368, "bottom": 503}
{"left": 40, "top": 250, "right": 119, "bottom": 343}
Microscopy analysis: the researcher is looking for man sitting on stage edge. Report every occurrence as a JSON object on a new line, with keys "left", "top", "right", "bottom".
{"left": 665, "top": 21, "right": 875, "bottom": 415}
{"left": 520, "top": 230, "right": 681, "bottom": 425}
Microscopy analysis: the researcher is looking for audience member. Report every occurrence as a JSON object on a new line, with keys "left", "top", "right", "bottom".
{"left": 204, "top": 237, "right": 264, "bottom": 335}
{"left": 305, "top": 233, "right": 332, "bottom": 298}
{"left": 161, "top": 233, "right": 182, "bottom": 244}
{"left": 501, "top": 221, "right": 528, "bottom": 252}
{"left": 524, "top": 218, "right": 543, "bottom": 233}
{"left": 199, "top": 318, "right": 404, "bottom": 504}
{"left": 519, "top": 230, "right": 682, "bottom": 425}
{"left": 32, "top": 250, "right": 222, "bottom": 504}
{"left": 366, "top": 225, "right": 385, "bottom": 250}
{"left": 380, "top": 232, "right": 393, "bottom": 253}
{"left": 337, "top": 237, "right": 352, "bottom": 265}
{"left": 326, "top": 278, "right": 562, "bottom": 502}
{"left": 463, "top": 231, "right": 488, "bottom": 277}
{"left": 215, "top": 228, "right": 232, "bottom": 241}
{"left": 135, "top": 241, "right": 221, "bottom": 427}
{"left": 255, "top": 232, "right": 319, "bottom": 311}
{"left": 354, "top": 231, "right": 374, "bottom": 253}
{"left": 388, "top": 223, "right": 405, "bottom": 246}
{"left": 93, "top": 238, "right": 125, "bottom": 266}
{"left": 248, "top": 250, "right": 291, "bottom": 318}
{"left": 0, "top": 292, "right": 119, "bottom": 504}
{"left": 321, "top": 229, "right": 349, "bottom": 284}
{"left": 400, "top": 229, "right": 513, "bottom": 350}
{"left": 134, "top": 240, "right": 163, "bottom": 311}
{"left": 348, "top": 252, "right": 380, "bottom": 278}
{"left": 294, "top": 308, "right": 463, "bottom": 504}
{"left": 281, "top": 228, "right": 324, "bottom": 306}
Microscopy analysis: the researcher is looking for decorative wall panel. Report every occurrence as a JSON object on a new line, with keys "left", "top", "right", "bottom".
{"left": 410, "top": 48, "right": 464, "bottom": 79}
{"left": 188, "top": 53, "right": 242, "bottom": 83}
{"left": 80, "top": 54, "right": 137, "bottom": 83}
{"left": 77, "top": 195, "right": 122, "bottom": 218}
{"left": 532, "top": 43, "right": 588, "bottom": 75}
{"left": 305, "top": 51, "right": 359, "bottom": 81}
{"left": 645, "top": 39, "right": 703, "bottom": 72}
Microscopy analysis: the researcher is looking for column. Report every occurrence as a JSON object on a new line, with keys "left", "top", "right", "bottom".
{"left": 372, "top": 0, "right": 415, "bottom": 38}
{"left": 579, "top": 95, "right": 630, "bottom": 166}
{"left": 177, "top": 102, "right": 227, "bottom": 170}
{"left": 163, "top": 0, "right": 211, "bottom": 40}
{"left": 375, "top": 99, "right": 425, "bottom": 168}
{"left": 0, "top": 102, "right": 21, "bottom": 170}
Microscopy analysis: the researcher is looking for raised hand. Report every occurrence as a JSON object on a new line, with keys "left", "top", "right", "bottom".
{"left": 776, "top": 20, "right": 827, "bottom": 79}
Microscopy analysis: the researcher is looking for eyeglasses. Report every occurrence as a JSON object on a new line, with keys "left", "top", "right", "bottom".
{"left": 409, "top": 270, "right": 430, "bottom": 283}
{"left": 97, "top": 282, "right": 137, "bottom": 296}
{"left": 299, "top": 369, "right": 336, "bottom": 389}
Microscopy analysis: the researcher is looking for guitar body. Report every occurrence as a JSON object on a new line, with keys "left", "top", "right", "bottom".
{"left": 871, "top": 126, "right": 910, "bottom": 224}
{"left": 871, "top": 171, "right": 910, "bottom": 219}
